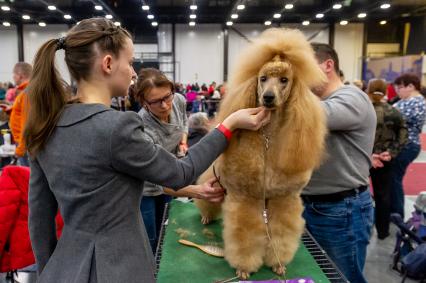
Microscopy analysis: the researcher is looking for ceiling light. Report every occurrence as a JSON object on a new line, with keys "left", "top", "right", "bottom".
{"left": 147, "top": 14, "right": 154, "bottom": 19}
{"left": 358, "top": 13, "right": 367, "bottom": 18}
{"left": 189, "top": 21, "right": 196, "bottom": 26}
{"left": 190, "top": 14, "right": 196, "bottom": 19}
{"left": 264, "top": 20, "right": 271, "bottom": 26}
{"left": 401, "top": 13, "right": 410, "bottom": 17}
{"left": 316, "top": 13, "right": 324, "bottom": 19}
{"left": 142, "top": 5, "right": 150, "bottom": 10}
{"left": 190, "top": 5, "right": 197, "bottom": 10}
{"left": 302, "top": 20, "right": 310, "bottom": 26}
{"left": 1, "top": 6, "right": 10, "bottom": 11}
{"left": 380, "top": 3, "right": 391, "bottom": 9}
{"left": 340, "top": 20, "right": 348, "bottom": 25}
{"left": 152, "top": 22, "right": 158, "bottom": 26}
{"left": 237, "top": 4, "right": 245, "bottom": 10}
{"left": 47, "top": 5, "right": 56, "bottom": 11}
{"left": 3, "top": 22, "right": 11, "bottom": 27}
{"left": 333, "top": 4, "right": 342, "bottom": 9}
{"left": 105, "top": 14, "right": 113, "bottom": 19}
{"left": 64, "top": 14, "right": 72, "bottom": 20}
{"left": 94, "top": 5, "right": 103, "bottom": 11}
{"left": 39, "top": 22, "right": 46, "bottom": 27}
{"left": 114, "top": 21, "right": 121, "bottom": 26}
{"left": 226, "top": 21, "right": 233, "bottom": 26}
{"left": 22, "top": 15, "right": 31, "bottom": 20}
{"left": 273, "top": 13, "right": 281, "bottom": 18}
{"left": 380, "top": 20, "right": 387, "bottom": 25}
{"left": 231, "top": 14, "right": 238, "bottom": 19}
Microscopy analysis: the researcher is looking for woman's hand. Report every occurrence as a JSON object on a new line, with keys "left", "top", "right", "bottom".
{"left": 222, "top": 107, "right": 271, "bottom": 131}
{"left": 163, "top": 177, "right": 225, "bottom": 203}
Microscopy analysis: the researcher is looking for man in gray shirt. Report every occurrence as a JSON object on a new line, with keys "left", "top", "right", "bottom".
{"left": 302, "top": 43, "right": 376, "bottom": 283}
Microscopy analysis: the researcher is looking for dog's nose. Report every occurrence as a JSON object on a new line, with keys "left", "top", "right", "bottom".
{"left": 263, "top": 91, "right": 275, "bottom": 105}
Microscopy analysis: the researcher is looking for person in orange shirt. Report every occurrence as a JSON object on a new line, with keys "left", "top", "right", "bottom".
{"left": 10, "top": 62, "right": 32, "bottom": 166}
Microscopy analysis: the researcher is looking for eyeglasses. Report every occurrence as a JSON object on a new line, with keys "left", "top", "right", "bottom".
{"left": 145, "top": 92, "right": 174, "bottom": 107}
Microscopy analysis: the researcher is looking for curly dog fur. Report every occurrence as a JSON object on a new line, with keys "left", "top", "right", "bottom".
{"left": 195, "top": 28, "right": 327, "bottom": 279}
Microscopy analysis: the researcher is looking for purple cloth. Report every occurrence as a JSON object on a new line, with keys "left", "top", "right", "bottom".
{"left": 240, "top": 278, "right": 315, "bottom": 283}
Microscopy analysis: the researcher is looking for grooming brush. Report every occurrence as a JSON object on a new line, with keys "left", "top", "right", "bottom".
{"left": 178, "top": 239, "right": 225, "bottom": 257}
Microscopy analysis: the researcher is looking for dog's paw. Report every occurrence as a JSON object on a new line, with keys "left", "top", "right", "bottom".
{"left": 201, "top": 216, "right": 211, "bottom": 225}
{"left": 236, "top": 269, "right": 250, "bottom": 280}
{"left": 272, "top": 264, "right": 286, "bottom": 276}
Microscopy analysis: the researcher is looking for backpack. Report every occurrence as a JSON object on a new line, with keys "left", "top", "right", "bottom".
{"left": 400, "top": 243, "right": 426, "bottom": 281}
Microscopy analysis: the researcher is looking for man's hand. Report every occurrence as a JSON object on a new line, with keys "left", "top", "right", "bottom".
{"left": 372, "top": 154, "right": 384, "bottom": 168}
{"left": 379, "top": 151, "right": 391, "bottom": 162}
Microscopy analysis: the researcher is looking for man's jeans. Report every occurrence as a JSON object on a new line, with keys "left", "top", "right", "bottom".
{"left": 391, "top": 142, "right": 420, "bottom": 219}
{"left": 303, "top": 190, "right": 374, "bottom": 283}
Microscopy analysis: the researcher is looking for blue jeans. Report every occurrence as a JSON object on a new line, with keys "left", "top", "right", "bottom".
{"left": 303, "top": 190, "right": 374, "bottom": 283}
{"left": 390, "top": 142, "right": 420, "bottom": 219}
{"left": 140, "top": 194, "right": 172, "bottom": 254}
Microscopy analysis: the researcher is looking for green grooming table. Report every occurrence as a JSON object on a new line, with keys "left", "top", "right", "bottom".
{"left": 156, "top": 200, "right": 347, "bottom": 283}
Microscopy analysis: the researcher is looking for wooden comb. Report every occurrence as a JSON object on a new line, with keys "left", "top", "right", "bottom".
{"left": 178, "top": 239, "right": 225, "bottom": 257}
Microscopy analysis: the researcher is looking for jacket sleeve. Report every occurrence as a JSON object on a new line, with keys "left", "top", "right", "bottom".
{"left": 110, "top": 112, "right": 227, "bottom": 190}
{"left": 9, "top": 92, "right": 23, "bottom": 144}
{"left": 388, "top": 110, "right": 408, "bottom": 158}
{"left": 28, "top": 158, "right": 58, "bottom": 275}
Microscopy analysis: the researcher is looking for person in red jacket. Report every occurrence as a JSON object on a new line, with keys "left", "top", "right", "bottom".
{"left": 0, "top": 166, "right": 63, "bottom": 275}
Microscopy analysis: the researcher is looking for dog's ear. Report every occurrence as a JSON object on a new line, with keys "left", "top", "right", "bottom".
{"left": 277, "top": 78, "right": 327, "bottom": 174}
{"left": 216, "top": 77, "right": 258, "bottom": 123}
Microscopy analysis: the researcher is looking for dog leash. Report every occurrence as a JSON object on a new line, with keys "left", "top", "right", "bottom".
{"left": 262, "top": 126, "right": 287, "bottom": 283}
{"left": 212, "top": 164, "right": 227, "bottom": 194}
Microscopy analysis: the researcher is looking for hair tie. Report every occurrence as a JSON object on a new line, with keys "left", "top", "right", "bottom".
{"left": 56, "top": 37, "right": 66, "bottom": 50}
{"left": 104, "top": 27, "right": 119, "bottom": 36}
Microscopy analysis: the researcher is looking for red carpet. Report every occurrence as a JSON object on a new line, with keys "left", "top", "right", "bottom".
{"left": 421, "top": 134, "right": 426, "bottom": 151}
{"left": 403, "top": 163, "right": 426, "bottom": 196}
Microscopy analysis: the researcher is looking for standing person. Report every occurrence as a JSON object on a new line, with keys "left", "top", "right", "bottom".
{"left": 302, "top": 43, "right": 376, "bottom": 283}
{"left": 391, "top": 73, "right": 426, "bottom": 218}
{"left": 367, "top": 79, "right": 408, "bottom": 239}
{"left": 9, "top": 62, "right": 32, "bottom": 166}
{"left": 25, "top": 18, "right": 270, "bottom": 283}
{"left": 135, "top": 68, "right": 193, "bottom": 252}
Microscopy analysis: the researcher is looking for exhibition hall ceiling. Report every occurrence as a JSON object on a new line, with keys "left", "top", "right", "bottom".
{"left": 0, "top": 0, "right": 425, "bottom": 28}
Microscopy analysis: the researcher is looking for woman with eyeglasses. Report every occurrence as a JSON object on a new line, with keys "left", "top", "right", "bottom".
{"left": 135, "top": 68, "right": 219, "bottom": 253}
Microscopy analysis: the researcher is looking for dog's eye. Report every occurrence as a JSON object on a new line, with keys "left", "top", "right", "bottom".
{"left": 280, "top": 77, "right": 288, "bottom": 83}
{"left": 260, "top": 76, "right": 267, "bottom": 82}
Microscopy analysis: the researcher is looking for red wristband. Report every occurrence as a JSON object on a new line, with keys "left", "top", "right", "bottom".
{"left": 216, "top": 123, "right": 233, "bottom": 142}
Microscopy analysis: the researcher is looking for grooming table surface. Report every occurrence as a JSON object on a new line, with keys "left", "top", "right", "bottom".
{"left": 156, "top": 200, "right": 342, "bottom": 283}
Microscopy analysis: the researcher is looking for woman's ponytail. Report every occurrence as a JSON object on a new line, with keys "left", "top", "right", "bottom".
{"left": 24, "top": 38, "right": 68, "bottom": 157}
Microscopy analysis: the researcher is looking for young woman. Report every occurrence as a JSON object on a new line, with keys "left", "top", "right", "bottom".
{"left": 391, "top": 73, "right": 426, "bottom": 218}
{"left": 25, "top": 18, "right": 269, "bottom": 283}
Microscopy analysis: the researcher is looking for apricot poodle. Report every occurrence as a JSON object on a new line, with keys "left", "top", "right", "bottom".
{"left": 195, "top": 28, "right": 327, "bottom": 279}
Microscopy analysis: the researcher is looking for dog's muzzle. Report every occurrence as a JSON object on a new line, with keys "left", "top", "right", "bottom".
{"left": 262, "top": 91, "right": 275, "bottom": 108}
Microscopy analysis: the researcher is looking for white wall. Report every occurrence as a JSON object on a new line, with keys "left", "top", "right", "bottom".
{"left": 0, "top": 26, "right": 19, "bottom": 82}
{"left": 23, "top": 24, "right": 70, "bottom": 83}
{"left": 334, "top": 23, "right": 364, "bottom": 82}
{"left": 175, "top": 24, "right": 224, "bottom": 84}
